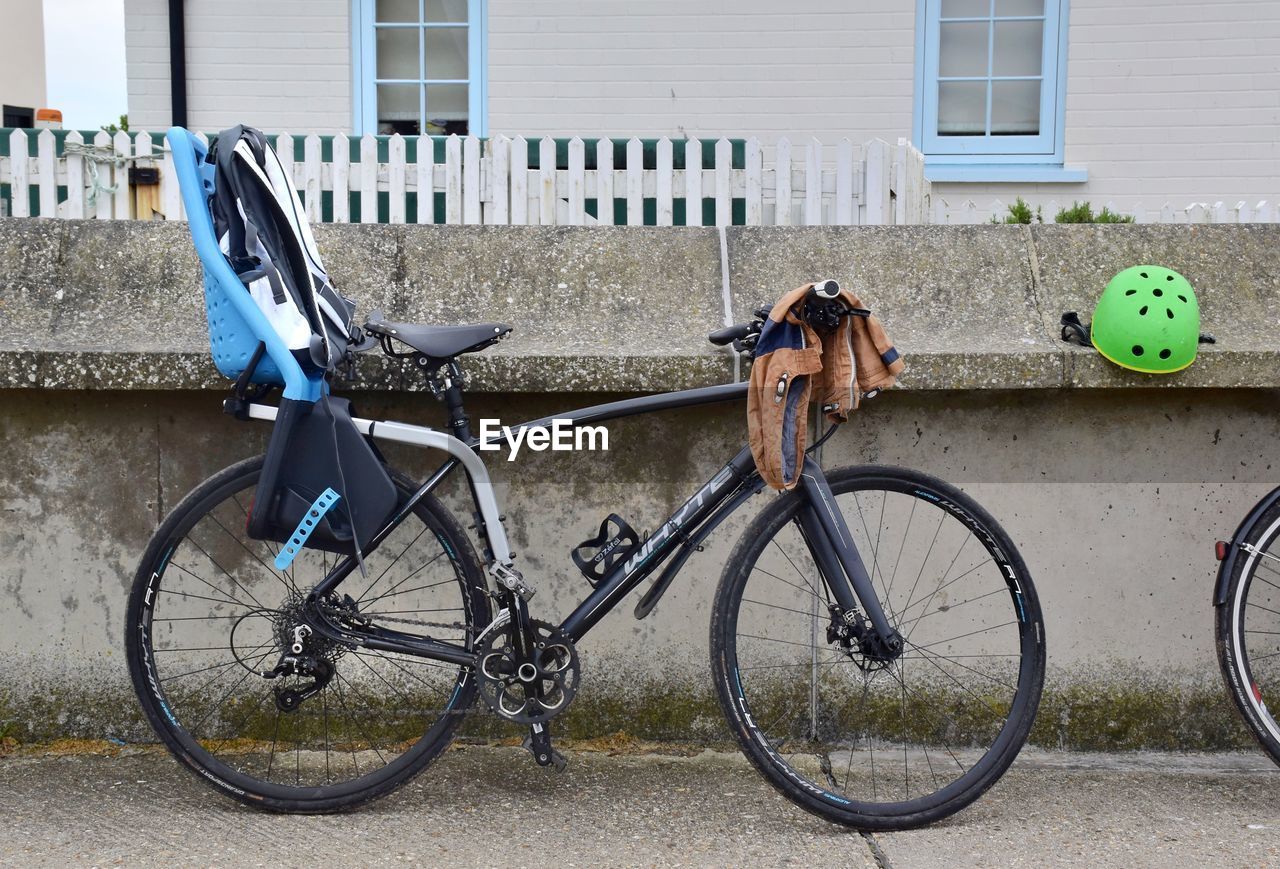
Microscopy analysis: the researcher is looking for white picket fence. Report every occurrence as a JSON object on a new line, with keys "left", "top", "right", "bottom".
{"left": 0, "top": 128, "right": 936, "bottom": 226}
{"left": 936, "top": 197, "right": 1280, "bottom": 224}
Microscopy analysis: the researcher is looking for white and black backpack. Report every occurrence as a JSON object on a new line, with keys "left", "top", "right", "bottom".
{"left": 209, "top": 125, "right": 357, "bottom": 372}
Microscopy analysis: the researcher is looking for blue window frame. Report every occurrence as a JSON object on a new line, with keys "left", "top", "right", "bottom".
{"left": 352, "top": 0, "right": 488, "bottom": 137}
{"left": 914, "top": 0, "right": 1083, "bottom": 181}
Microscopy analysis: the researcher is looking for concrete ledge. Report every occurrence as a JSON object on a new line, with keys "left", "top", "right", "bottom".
{"left": 2, "top": 220, "right": 1280, "bottom": 391}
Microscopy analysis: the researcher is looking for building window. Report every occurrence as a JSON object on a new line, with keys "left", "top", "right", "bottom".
{"left": 915, "top": 0, "right": 1082, "bottom": 180}
{"left": 353, "top": 0, "right": 487, "bottom": 136}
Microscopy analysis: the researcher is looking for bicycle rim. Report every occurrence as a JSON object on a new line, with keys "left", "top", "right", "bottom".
{"left": 127, "top": 458, "right": 487, "bottom": 807}
{"left": 715, "top": 466, "right": 1044, "bottom": 826}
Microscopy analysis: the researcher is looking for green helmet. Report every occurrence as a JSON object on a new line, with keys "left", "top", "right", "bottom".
{"left": 1090, "top": 266, "right": 1200, "bottom": 373}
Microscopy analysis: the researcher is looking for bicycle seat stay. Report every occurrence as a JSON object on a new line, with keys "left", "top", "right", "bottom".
{"left": 364, "top": 314, "right": 513, "bottom": 359}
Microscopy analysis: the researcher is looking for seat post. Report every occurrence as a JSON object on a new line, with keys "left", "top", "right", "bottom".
{"left": 440, "top": 360, "right": 473, "bottom": 443}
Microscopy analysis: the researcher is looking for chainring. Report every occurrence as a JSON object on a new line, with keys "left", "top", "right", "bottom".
{"left": 476, "top": 619, "right": 580, "bottom": 724}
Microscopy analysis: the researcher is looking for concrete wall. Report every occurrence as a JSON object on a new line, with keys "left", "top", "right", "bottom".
{"left": 1, "top": 0, "right": 47, "bottom": 111}
{"left": 3, "top": 220, "right": 1280, "bottom": 749}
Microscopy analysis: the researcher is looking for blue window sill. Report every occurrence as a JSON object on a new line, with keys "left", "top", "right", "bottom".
{"left": 926, "top": 164, "right": 1089, "bottom": 183}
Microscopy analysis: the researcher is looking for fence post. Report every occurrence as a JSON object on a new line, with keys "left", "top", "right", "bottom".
{"left": 835, "top": 138, "right": 854, "bottom": 226}
{"left": 625, "top": 137, "right": 643, "bottom": 225}
{"left": 864, "top": 138, "right": 889, "bottom": 225}
{"left": 112, "top": 130, "right": 132, "bottom": 218}
{"left": 65, "top": 130, "right": 86, "bottom": 219}
{"left": 714, "top": 138, "right": 732, "bottom": 227}
{"left": 8, "top": 130, "right": 29, "bottom": 217}
{"left": 37, "top": 129, "right": 57, "bottom": 218}
{"left": 565, "top": 136, "right": 585, "bottom": 225}
{"left": 744, "top": 137, "right": 762, "bottom": 226}
{"left": 684, "top": 138, "right": 702, "bottom": 226}
{"left": 933, "top": 197, "right": 949, "bottom": 225}
{"left": 91, "top": 131, "right": 114, "bottom": 219}
{"left": 774, "top": 137, "right": 792, "bottom": 226}
{"left": 804, "top": 138, "right": 822, "bottom": 225}
{"left": 510, "top": 136, "right": 528, "bottom": 224}
{"left": 490, "top": 135, "right": 509, "bottom": 225}
{"left": 595, "top": 138, "right": 613, "bottom": 226}
{"left": 276, "top": 132, "right": 295, "bottom": 195}
{"left": 360, "top": 134, "right": 378, "bottom": 223}
{"left": 304, "top": 134, "right": 322, "bottom": 223}
{"left": 655, "top": 136, "right": 673, "bottom": 226}
{"left": 1257, "top": 200, "right": 1273, "bottom": 223}
{"left": 463, "top": 135, "right": 481, "bottom": 224}
{"left": 388, "top": 134, "right": 406, "bottom": 224}
{"left": 444, "top": 135, "right": 463, "bottom": 224}
{"left": 538, "top": 136, "right": 556, "bottom": 226}
{"left": 332, "top": 133, "right": 350, "bottom": 222}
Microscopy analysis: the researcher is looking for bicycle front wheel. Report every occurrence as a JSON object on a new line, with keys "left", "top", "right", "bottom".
{"left": 1216, "top": 494, "right": 1280, "bottom": 766}
{"left": 711, "top": 465, "right": 1045, "bottom": 830}
{"left": 125, "top": 456, "right": 491, "bottom": 812}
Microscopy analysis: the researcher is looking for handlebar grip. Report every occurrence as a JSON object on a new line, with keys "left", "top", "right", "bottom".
{"left": 708, "top": 323, "right": 753, "bottom": 346}
{"left": 811, "top": 279, "right": 841, "bottom": 299}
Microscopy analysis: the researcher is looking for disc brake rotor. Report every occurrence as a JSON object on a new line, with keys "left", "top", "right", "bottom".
{"left": 476, "top": 619, "right": 580, "bottom": 724}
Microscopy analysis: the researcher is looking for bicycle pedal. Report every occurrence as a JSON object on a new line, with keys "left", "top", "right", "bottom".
{"left": 523, "top": 724, "right": 568, "bottom": 772}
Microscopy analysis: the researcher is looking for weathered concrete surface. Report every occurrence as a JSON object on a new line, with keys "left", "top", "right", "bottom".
{"left": 1032, "top": 224, "right": 1280, "bottom": 388}
{"left": 6, "top": 221, "right": 1280, "bottom": 391}
{"left": 0, "top": 386, "right": 1275, "bottom": 748}
{"left": 0, "top": 747, "right": 1275, "bottom": 868}
{"left": 0, "top": 221, "right": 733, "bottom": 392}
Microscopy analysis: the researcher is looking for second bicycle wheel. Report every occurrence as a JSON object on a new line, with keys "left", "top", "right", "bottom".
{"left": 711, "top": 465, "right": 1045, "bottom": 830}
{"left": 1216, "top": 494, "right": 1280, "bottom": 766}
{"left": 126, "top": 456, "right": 491, "bottom": 812}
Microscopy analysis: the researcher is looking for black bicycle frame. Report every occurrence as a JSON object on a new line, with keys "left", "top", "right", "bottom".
{"left": 300, "top": 382, "right": 899, "bottom": 663}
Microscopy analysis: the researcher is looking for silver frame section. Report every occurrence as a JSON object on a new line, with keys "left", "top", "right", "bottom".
{"left": 245, "top": 403, "right": 514, "bottom": 567}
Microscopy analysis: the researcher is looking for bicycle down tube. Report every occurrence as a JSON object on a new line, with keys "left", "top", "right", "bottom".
{"left": 238, "top": 391, "right": 899, "bottom": 658}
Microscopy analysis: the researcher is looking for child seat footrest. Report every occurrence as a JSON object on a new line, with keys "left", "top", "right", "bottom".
{"left": 275, "top": 488, "right": 341, "bottom": 570}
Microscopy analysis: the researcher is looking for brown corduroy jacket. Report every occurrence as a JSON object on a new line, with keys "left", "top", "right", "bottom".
{"left": 747, "top": 283, "right": 905, "bottom": 490}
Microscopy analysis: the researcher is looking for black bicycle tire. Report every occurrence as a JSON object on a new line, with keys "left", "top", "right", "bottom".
{"left": 710, "top": 465, "right": 1046, "bottom": 831}
{"left": 125, "top": 455, "right": 491, "bottom": 813}
{"left": 1215, "top": 496, "right": 1280, "bottom": 767}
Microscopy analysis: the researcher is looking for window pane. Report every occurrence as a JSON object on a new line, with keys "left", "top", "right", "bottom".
{"left": 424, "top": 27, "right": 468, "bottom": 79}
{"left": 425, "top": 83, "right": 469, "bottom": 135}
{"left": 939, "top": 22, "right": 989, "bottom": 77}
{"left": 377, "top": 83, "right": 421, "bottom": 135}
{"left": 995, "top": 0, "right": 1043, "bottom": 16}
{"left": 991, "top": 80, "right": 1040, "bottom": 133}
{"left": 376, "top": 0, "right": 418, "bottom": 23}
{"left": 941, "top": 0, "right": 989, "bottom": 17}
{"left": 992, "top": 20, "right": 1043, "bottom": 75}
{"left": 425, "top": 0, "right": 468, "bottom": 23}
{"left": 376, "top": 27, "right": 420, "bottom": 79}
{"left": 938, "top": 80, "right": 987, "bottom": 134}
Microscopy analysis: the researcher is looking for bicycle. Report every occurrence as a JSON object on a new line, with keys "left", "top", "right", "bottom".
{"left": 1216, "top": 494, "right": 1280, "bottom": 767}
{"left": 126, "top": 129, "right": 1045, "bottom": 830}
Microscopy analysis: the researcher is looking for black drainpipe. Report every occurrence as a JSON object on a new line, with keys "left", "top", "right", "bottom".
{"left": 168, "top": 0, "right": 188, "bottom": 127}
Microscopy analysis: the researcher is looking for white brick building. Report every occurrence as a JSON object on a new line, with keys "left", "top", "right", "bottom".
{"left": 123, "top": 0, "right": 1280, "bottom": 217}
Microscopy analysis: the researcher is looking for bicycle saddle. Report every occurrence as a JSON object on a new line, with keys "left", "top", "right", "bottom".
{"left": 364, "top": 313, "right": 513, "bottom": 359}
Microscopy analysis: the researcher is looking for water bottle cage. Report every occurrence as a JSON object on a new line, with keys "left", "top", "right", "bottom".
{"left": 571, "top": 513, "right": 642, "bottom": 587}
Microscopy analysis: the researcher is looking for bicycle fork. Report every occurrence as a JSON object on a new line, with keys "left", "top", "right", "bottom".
{"left": 795, "top": 457, "right": 903, "bottom": 661}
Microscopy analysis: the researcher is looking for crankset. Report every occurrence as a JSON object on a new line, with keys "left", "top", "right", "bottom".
{"left": 476, "top": 619, "right": 581, "bottom": 724}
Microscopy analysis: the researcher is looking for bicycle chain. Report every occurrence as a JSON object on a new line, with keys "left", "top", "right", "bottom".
{"left": 317, "top": 601, "right": 469, "bottom": 634}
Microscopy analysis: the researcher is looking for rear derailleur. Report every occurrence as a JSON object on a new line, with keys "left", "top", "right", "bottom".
{"left": 260, "top": 625, "right": 336, "bottom": 712}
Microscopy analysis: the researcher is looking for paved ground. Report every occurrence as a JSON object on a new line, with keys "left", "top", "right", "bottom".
{"left": 0, "top": 745, "right": 1277, "bottom": 867}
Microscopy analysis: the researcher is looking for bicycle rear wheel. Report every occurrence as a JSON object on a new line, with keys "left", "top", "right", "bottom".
{"left": 1216, "top": 495, "right": 1280, "bottom": 766}
{"left": 125, "top": 456, "right": 491, "bottom": 812}
{"left": 711, "top": 465, "right": 1045, "bottom": 830}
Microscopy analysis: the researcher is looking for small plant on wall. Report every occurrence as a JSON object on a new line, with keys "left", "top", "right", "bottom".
{"left": 1053, "top": 201, "right": 1134, "bottom": 224}
{"left": 991, "top": 197, "right": 1043, "bottom": 224}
